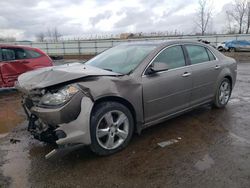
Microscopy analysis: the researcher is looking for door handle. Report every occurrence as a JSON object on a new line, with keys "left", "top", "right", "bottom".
{"left": 215, "top": 65, "right": 221, "bottom": 69}
{"left": 182, "top": 72, "right": 191, "bottom": 77}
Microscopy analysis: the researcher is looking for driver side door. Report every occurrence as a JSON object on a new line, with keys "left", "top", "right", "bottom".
{"left": 142, "top": 45, "right": 192, "bottom": 124}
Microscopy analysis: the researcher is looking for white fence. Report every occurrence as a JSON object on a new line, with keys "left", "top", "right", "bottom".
{"left": 3, "top": 34, "right": 250, "bottom": 56}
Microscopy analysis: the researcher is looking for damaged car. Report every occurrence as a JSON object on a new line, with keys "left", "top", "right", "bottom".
{"left": 0, "top": 44, "right": 53, "bottom": 88}
{"left": 16, "top": 41, "right": 237, "bottom": 158}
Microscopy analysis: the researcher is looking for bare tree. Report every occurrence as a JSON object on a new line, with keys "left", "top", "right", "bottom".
{"left": 36, "top": 32, "right": 46, "bottom": 42}
{"left": 246, "top": 2, "right": 250, "bottom": 33}
{"left": 195, "top": 0, "right": 212, "bottom": 35}
{"left": 46, "top": 27, "right": 62, "bottom": 42}
{"left": 227, "top": 0, "right": 247, "bottom": 34}
{"left": 52, "top": 27, "right": 62, "bottom": 42}
{"left": 46, "top": 28, "right": 53, "bottom": 41}
{"left": 225, "top": 11, "right": 237, "bottom": 34}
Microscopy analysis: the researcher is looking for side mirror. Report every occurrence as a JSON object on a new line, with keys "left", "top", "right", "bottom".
{"left": 145, "top": 62, "right": 169, "bottom": 75}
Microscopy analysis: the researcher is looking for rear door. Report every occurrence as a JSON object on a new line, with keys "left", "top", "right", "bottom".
{"left": 21, "top": 48, "right": 53, "bottom": 68}
{"left": 142, "top": 45, "right": 192, "bottom": 123}
{"left": 242, "top": 41, "right": 250, "bottom": 51}
{"left": 238, "top": 41, "right": 246, "bottom": 51}
{"left": 184, "top": 45, "right": 219, "bottom": 106}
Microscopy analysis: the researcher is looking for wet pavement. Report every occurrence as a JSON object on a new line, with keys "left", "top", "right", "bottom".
{"left": 0, "top": 63, "right": 250, "bottom": 188}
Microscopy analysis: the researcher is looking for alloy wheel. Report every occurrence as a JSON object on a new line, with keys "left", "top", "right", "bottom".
{"left": 96, "top": 110, "right": 129, "bottom": 150}
{"left": 219, "top": 81, "right": 231, "bottom": 105}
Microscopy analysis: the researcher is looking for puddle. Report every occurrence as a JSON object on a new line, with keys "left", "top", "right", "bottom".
{"left": 0, "top": 92, "right": 25, "bottom": 135}
{"left": 241, "top": 96, "right": 250, "bottom": 102}
{"left": 194, "top": 154, "right": 214, "bottom": 171}
{"left": 0, "top": 91, "right": 30, "bottom": 187}
{"left": 229, "top": 132, "right": 250, "bottom": 146}
{"left": 0, "top": 133, "right": 9, "bottom": 139}
{"left": 229, "top": 98, "right": 241, "bottom": 104}
{"left": 0, "top": 121, "right": 37, "bottom": 188}
{"left": 1, "top": 137, "right": 31, "bottom": 188}
{"left": 157, "top": 137, "right": 181, "bottom": 148}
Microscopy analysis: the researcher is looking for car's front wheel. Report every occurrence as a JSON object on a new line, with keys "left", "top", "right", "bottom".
{"left": 229, "top": 47, "right": 236, "bottom": 52}
{"left": 90, "top": 101, "right": 134, "bottom": 155}
{"left": 218, "top": 46, "right": 223, "bottom": 51}
{"left": 214, "top": 78, "right": 232, "bottom": 108}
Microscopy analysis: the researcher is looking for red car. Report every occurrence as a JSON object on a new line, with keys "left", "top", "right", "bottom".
{"left": 0, "top": 45, "right": 53, "bottom": 88}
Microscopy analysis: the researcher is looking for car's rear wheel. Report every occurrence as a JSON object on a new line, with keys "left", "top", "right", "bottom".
{"left": 90, "top": 101, "right": 134, "bottom": 155}
{"left": 214, "top": 78, "right": 232, "bottom": 108}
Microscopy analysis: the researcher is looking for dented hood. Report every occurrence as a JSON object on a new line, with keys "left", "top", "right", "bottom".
{"left": 17, "top": 63, "right": 121, "bottom": 91}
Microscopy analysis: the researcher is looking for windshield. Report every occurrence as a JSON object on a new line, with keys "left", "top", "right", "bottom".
{"left": 86, "top": 44, "right": 156, "bottom": 74}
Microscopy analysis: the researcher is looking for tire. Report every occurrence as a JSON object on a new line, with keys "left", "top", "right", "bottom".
{"left": 214, "top": 78, "right": 232, "bottom": 108}
{"left": 90, "top": 101, "right": 134, "bottom": 156}
{"left": 229, "top": 47, "right": 236, "bottom": 52}
{"left": 218, "top": 46, "right": 223, "bottom": 51}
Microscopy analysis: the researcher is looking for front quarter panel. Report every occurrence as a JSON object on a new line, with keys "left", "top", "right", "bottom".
{"left": 78, "top": 76, "right": 144, "bottom": 126}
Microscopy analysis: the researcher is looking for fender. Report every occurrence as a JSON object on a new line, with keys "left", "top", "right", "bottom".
{"left": 214, "top": 65, "right": 235, "bottom": 96}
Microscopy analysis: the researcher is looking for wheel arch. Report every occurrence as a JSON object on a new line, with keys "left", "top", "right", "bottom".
{"left": 224, "top": 75, "right": 232, "bottom": 87}
{"left": 214, "top": 66, "right": 234, "bottom": 97}
{"left": 91, "top": 96, "right": 140, "bottom": 134}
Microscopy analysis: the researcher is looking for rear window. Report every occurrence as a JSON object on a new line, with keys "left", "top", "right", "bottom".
{"left": 206, "top": 49, "right": 216, "bottom": 61}
{"left": 25, "top": 49, "right": 42, "bottom": 58}
{"left": 185, "top": 45, "right": 210, "bottom": 64}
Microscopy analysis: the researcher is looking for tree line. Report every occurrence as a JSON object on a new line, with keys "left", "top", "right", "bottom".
{"left": 196, "top": 0, "right": 250, "bottom": 35}
{"left": 36, "top": 27, "right": 62, "bottom": 42}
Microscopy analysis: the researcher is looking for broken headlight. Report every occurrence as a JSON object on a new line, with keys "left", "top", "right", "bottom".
{"left": 40, "top": 85, "right": 79, "bottom": 106}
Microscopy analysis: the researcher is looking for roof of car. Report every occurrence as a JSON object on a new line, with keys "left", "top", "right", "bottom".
{"left": 0, "top": 40, "right": 206, "bottom": 47}
{"left": 0, "top": 44, "right": 35, "bottom": 49}
{"left": 120, "top": 40, "right": 208, "bottom": 46}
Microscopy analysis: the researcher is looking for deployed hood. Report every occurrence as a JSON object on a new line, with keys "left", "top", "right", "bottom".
{"left": 17, "top": 63, "right": 121, "bottom": 91}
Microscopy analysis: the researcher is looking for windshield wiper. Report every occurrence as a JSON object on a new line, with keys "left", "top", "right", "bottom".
{"left": 103, "top": 68, "right": 113, "bottom": 72}
{"left": 103, "top": 68, "right": 124, "bottom": 76}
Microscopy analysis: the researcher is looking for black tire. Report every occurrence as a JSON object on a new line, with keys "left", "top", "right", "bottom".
{"left": 214, "top": 78, "right": 232, "bottom": 108}
{"left": 218, "top": 46, "right": 223, "bottom": 51}
{"left": 229, "top": 47, "right": 236, "bottom": 52}
{"left": 90, "top": 101, "right": 134, "bottom": 156}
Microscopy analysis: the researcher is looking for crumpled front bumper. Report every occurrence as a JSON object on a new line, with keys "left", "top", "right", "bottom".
{"left": 45, "top": 96, "right": 94, "bottom": 159}
{"left": 24, "top": 93, "right": 94, "bottom": 159}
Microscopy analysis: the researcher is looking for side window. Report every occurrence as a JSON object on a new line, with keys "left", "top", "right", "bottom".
{"left": 15, "top": 48, "right": 27, "bottom": 59}
{"left": 186, "top": 45, "right": 209, "bottom": 64}
{"left": 0, "top": 49, "right": 2, "bottom": 61}
{"left": 206, "top": 49, "right": 216, "bottom": 61}
{"left": 1, "top": 48, "right": 42, "bottom": 61}
{"left": 1, "top": 48, "right": 15, "bottom": 61}
{"left": 153, "top": 46, "right": 186, "bottom": 70}
{"left": 24, "top": 49, "right": 42, "bottom": 58}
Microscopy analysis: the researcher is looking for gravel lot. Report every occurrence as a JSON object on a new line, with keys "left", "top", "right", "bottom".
{"left": 0, "top": 63, "right": 250, "bottom": 188}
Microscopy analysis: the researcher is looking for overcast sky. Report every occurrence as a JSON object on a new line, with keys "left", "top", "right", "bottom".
{"left": 0, "top": 0, "right": 233, "bottom": 40}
